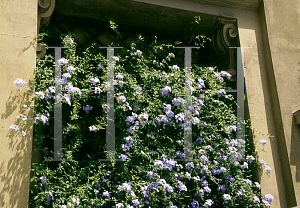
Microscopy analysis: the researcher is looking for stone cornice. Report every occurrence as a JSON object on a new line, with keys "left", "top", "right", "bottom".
{"left": 186, "top": 0, "right": 263, "bottom": 11}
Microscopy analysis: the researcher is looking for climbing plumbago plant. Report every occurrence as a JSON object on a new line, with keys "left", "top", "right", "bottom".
{"left": 9, "top": 19, "right": 274, "bottom": 207}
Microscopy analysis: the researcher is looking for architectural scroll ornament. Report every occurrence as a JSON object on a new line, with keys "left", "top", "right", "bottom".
{"left": 37, "top": 0, "right": 55, "bottom": 58}
{"left": 209, "top": 17, "right": 240, "bottom": 81}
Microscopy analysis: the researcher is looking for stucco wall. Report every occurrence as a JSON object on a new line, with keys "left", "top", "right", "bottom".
{"left": 0, "top": 1, "right": 37, "bottom": 207}
{"left": 262, "top": 0, "right": 300, "bottom": 206}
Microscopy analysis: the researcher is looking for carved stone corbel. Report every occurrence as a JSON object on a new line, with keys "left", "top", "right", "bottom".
{"left": 209, "top": 16, "right": 240, "bottom": 81}
{"left": 37, "top": 0, "right": 55, "bottom": 58}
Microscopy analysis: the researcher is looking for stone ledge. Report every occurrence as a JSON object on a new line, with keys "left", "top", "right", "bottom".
{"left": 293, "top": 109, "right": 300, "bottom": 125}
{"left": 186, "top": 0, "right": 263, "bottom": 11}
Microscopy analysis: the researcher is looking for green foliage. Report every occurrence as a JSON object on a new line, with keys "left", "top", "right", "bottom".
{"left": 24, "top": 19, "right": 274, "bottom": 207}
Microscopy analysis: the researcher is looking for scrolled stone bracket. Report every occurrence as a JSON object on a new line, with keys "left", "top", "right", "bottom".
{"left": 209, "top": 16, "right": 240, "bottom": 81}
{"left": 37, "top": 0, "right": 55, "bottom": 58}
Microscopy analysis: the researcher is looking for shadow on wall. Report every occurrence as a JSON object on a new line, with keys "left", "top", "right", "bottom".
{"left": 0, "top": 85, "right": 34, "bottom": 208}
{"left": 290, "top": 115, "right": 300, "bottom": 182}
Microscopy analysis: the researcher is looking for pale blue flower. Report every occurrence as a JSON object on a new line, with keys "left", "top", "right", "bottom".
{"left": 204, "top": 186, "right": 211, "bottom": 193}
{"left": 90, "top": 77, "right": 100, "bottom": 86}
{"left": 175, "top": 113, "right": 185, "bottom": 123}
{"left": 94, "top": 189, "right": 99, "bottom": 195}
{"left": 62, "top": 73, "right": 71, "bottom": 79}
{"left": 9, "top": 124, "right": 19, "bottom": 131}
{"left": 172, "top": 97, "right": 184, "bottom": 106}
{"left": 39, "top": 176, "right": 48, "bottom": 185}
{"left": 95, "top": 87, "right": 102, "bottom": 94}
{"left": 117, "top": 182, "right": 132, "bottom": 193}
{"left": 102, "top": 190, "right": 110, "bottom": 198}
{"left": 265, "top": 166, "right": 272, "bottom": 175}
{"left": 72, "top": 198, "right": 80, "bottom": 205}
{"left": 116, "top": 203, "right": 124, "bottom": 208}
{"left": 237, "top": 187, "right": 245, "bottom": 196}
{"left": 113, "top": 56, "right": 119, "bottom": 61}
{"left": 228, "top": 125, "right": 237, "bottom": 132}
{"left": 218, "top": 76, "right": 224, "bottom": 82}
{"left": 196, "top": 137, "right": 203, "bottom": 144}
{"left": 116, "top": 73, "right": 123, "bottom": 79}
{"left": 89, "top": 125, "right": 98, "bottom": 132}
{"left": 220, "top": 71, "right": 232, "bottom": 80}
{"left": 63, "top": 94, "right": 71, "bottom": 106}
{"left": 223, "top": 194, "right": 231, "bottom": 200}
{"left": 244, "top": 179, "right": 252, "bottom": 186}
{"left": 132, "top": 199, "right": 140, "bottom": 206}
{"left": 66, "top": 84, "right": 81, "bottom": 96}
{"left": 14, "top": 78, "right": 26, "bottom": 89}
{"left": 34, "top": 91, "right": 45, "bottom": 99}
{"left": 185, "top": 162, "right": 194, "bottom": 169}
{"left": 168, "top": 53, "right": 175, "bottom": 58}
{"left": 67, "top": 66, "right": 75, "bottom": 74}
{"left": 172, "top": 65, "right": 180, "bottom": 70}
{"left": 165, "top": 110, "right": 174, "bottom": 118}
{"left": 97, "top": 64, "right": 104, "bottom": 70}
{"left": 146, "top": 171, "right": 157, "bottom": 179}
{"left": 262, "top": 200, "right": 270, "bottom": 207}
{"left": 254, "top": 182, "right": 261, "bottom": 190}
{"left": 134, "top": 50, "right": 142, "bottom": 56}
{"left": 192, "top": 117, "right": 200, "bottom": 125}
{"left": 205, "top": 145, "right": 212, "bottom": 151}
{"left": 118, "top": 81, "right": 124, "bottom": 89}
{"left": 258, "top": 139, "right": 268, "bottom": 146}
{"left": 217, "top": 184, "right": 226, "bottom": 192}
{"left": 217, "top": 89, "right": 226, "bottom": 97}
{"left": 212, "top": 169, "right": 220, "bottom": 175}
{"left": 154, "top": 160, "right": 164, "bottom": 170}
{"left": 197, "top": 78, "right": 205, "bottom": 89}
{"left": 118, "top": 95, "right": 126, "bottom": 104}
{"left": 262, "top": 194, "right": 274, "bottom": 203}
{"left": 68, "top": 38, "right": 74, "bottom": 45}
{"left": 34, "top": 114, "right": 49, "bottom": 125}
{"left": 126, "top": 114, "right": 136, "bottom": 125}
{"left": 253, "top": 196, "right": 260, "bottom": 203}
{"left": 204, "top": 199, "right": 213, "bottom": 206}
{"left": 243, "top": 162, "right": 248, "bottom": 169}
{"left": 160, "top": 86, "right": 171, "bottom": 96}
{"left": 119, "top": 154, "right": 128, "bottom": 161}
{"left": 83, "top": 105, "right": 93, "bottom": 113}
{"left": 58, "top": 58, "right": 68, "bottom": 65}
{"left": 260, "top": 160, "right": 265, "bottom": 166}
{"left": 246, "top": 155, "right": 255, "bottom": 163}
{"left": 177, "top": 181, "right": 187, "bottom": 191}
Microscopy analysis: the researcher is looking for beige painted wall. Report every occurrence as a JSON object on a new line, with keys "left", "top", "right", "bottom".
{"left": 262, "top": 0, "right": 300, "bottom": 206}
{"left": 0, "top": 0, "right": 37, "bottom": 208}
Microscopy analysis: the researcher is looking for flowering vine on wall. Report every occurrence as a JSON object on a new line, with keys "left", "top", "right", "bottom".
{"left": 9, "top": 19, "right": 274, "bottom": 207}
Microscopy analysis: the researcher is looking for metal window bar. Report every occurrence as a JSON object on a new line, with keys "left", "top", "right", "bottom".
{"left": 47, "top": 46, "right": 250, "bottom": 162}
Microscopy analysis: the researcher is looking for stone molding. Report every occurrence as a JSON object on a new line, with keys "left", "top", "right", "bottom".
{"left": 187, "top": 0, "right": 263, "bottom": 11}
{"left": 209, "top": 16, "right": 239, "bottom": 81}
{"left": 293, "top": 109, "right": 300, "bottom": 125}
